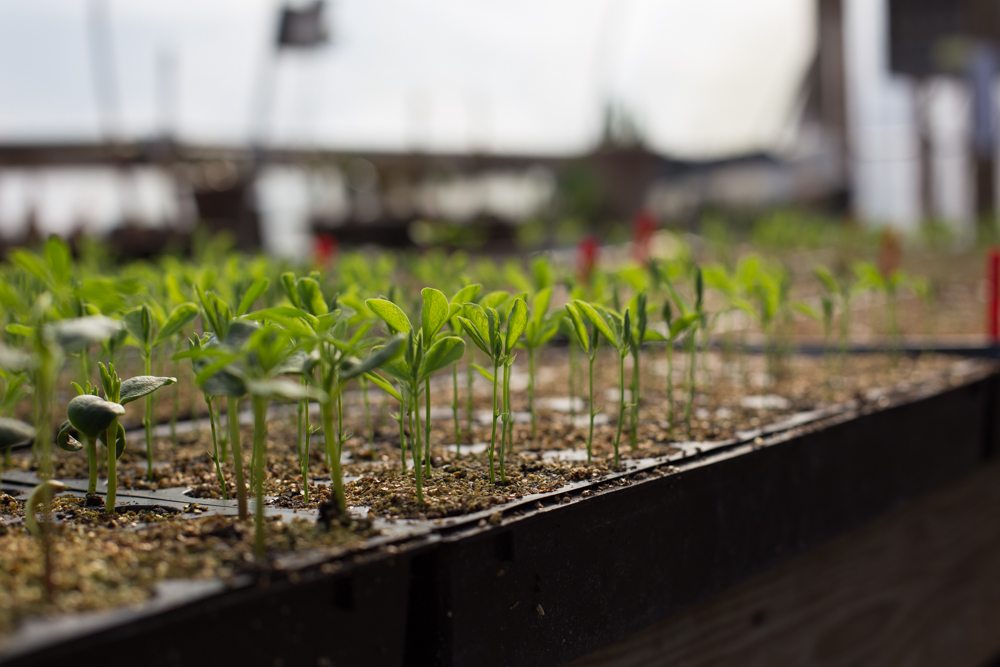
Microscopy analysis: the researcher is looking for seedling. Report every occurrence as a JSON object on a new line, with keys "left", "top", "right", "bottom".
{"left": 521, "top": 286, "right": 559, "bottom": 443}
{"left": 573, "top": 299, "right": 631, "bottom": 468}
{"left": 563, "top": 301, "right": 601, "bottom": 462}
{"left": 457, "top": 295, "right": 525, "bottom": 482}
{"left": 369, "top": 293, "right": 465, "bottom": 498}
{"left": 123, "top": 301, "right": 198, "bottom": 479}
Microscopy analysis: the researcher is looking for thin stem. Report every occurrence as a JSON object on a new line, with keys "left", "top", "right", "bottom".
{"left": 528, "top": 347, "right": 537, "bottom": 443}
{"left": 452, "top": 363, "right": 460, "bottom": 456}
{"left": 207, "top": 397, "right": 228, "bottom": 499}
{"left": 613, "top": 353, "right": 625, "bottom": 468}
{"left": 321, "top": 394, "right": 347, "bottom": 513}
{"left": 397, "top": 393, "right": 408, "bottom": 473}
{"left": 423, "top": 376, "right": 431, "bottom": 476}
{"left": 629, "top": 347, "right": 639, "bottom": 450}
{"left": 500, "top": 360, "right": 511, "bottom": 482}
{"left": 411, "top": 384, "right": 424, "bottom": 503}
{"left": 227, "top": 396, "right": 247, "bottom": 520}
{"left": 587, "top": 353, "right": 595, "bottom": 463}
{"left": 251, "top": 396, "right": 268, "bottom": 560}
{"left": 487, "top": 360, "right": 500, "bottom": 483}
{"left": 685, "top": 332, "right": 697, "bottom": 434}
{"left": 104, "top": 421, "right": 118, "bottom": 514}
{"left": 666, "top": 342, "right": 675, "bottom": 434}
{"left": 143, "top": 352, "right": 154, "bottom": 480}
{"left": 569, "top": 343, "right": 578, "bottom": 420}
{"left": 361, "top": 376, "right": 373, "bottom": 446}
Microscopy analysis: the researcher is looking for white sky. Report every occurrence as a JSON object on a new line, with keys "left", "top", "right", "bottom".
{"left": 0, "top": 0, "right": 815, "bottom": 158}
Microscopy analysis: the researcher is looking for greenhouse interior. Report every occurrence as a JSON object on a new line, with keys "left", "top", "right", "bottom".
{"left": 0, "top": 1, "right": 999, "bottom": 666}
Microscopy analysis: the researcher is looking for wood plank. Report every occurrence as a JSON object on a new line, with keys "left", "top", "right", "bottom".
{"left": 570, "top": 462, "right": 1000, "bottom": 667}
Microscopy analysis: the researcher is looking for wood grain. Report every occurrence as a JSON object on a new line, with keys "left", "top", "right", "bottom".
{"left": 569, "top": 463, "right": 1000, "bottom": 667}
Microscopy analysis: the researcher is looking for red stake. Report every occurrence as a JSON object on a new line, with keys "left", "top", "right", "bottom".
{"left": 315, "top": 233, "right": 338, "bottom": 268}
{"left": 988, "top": 248, "right": 1000, "bottom": 344}
{"left": 578, "top": 236, "right": 599, "bottom": 284}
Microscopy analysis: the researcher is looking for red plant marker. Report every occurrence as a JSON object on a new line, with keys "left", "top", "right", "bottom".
{"left": 578, "top": 236, "right": 599, "bottom": 284}
{"left": 988, "top": 248, "right": 1000, "bottom": 344}
{"left": 315, "top": 233, "right": 338, "bottom": 268}
{"left": 632, "top": 210, "right": 656, "bottom": 263}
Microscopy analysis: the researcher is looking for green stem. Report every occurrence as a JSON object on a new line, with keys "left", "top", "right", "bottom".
{"left": 685, "top": 332, "right": 697, "bottom": 433}
{"left": 465, "top": 361, "right": 474, "bottom": 443}
{"left": 487, "top": 360, "right": 499, "bottom": 483}
{"left": 528, "top": 347, "right": 537, "bottom": 443}
{"left": 227, "top": 396, "right": 247, "bottom": 520}
{"left": 321, "top": 394, "right": 347, "bottom": 514}
{"left": 613, "top": 353, "right": 625, "bottom": 468}
{"left": 361, "top": 376, "right": 373, "bottom": 445}
{"left": 423, "top": 376, "right": 431, "bottom": 476}
{"left": 411, "top": 384, "right": 424, "bottom": 503}
{"left": 452, "top": 363, "right": 460, "bottom": 456}
{"left": 397, "top": 393, "right": 408, "bottom": 473}
{"left": 500, "top": 361, "right": 511, "bottom": 482}
{"left": 207, "top": 397, "right": 228, "bottom": 499}
{"left": 666, "top": 342, "right": 675, "bottom": 434}
{"left": 104, "top": 420, "right": 118, "bottom": 514}
{"left": 251, "top": 396, "right": 268, "bottom": 560}
{"left": 143, "top": 352, "right": 154, "bottom": 480}
{"left": 587, "top": 353, "right": 595, "bottom": 463}
{"left": 629, "top": 347, "right": 639, "bottom": 450}
{"left": 569, "top": 343, "right": 578, "bottom": 420}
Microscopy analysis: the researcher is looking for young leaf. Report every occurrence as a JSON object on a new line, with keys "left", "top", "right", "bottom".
{"left": 119, "top": 376, "right": 177, "bottom": 405}
{"left": 297, "top": 277, "right": 328, "bottom": 316}
{"left": 419, "top": 336, "right": 466, "bottom": 379}
{"left": 366, "top": 298, "right": 412, "bottom": 334}
{"left": 573, "top": 300, "right": 617, "bottom": 346}
{"left": 564, "top": 303, "right": 591, "bottom": 354}
{"left": 471, "top": 363, "right": 495, "bottom": 383}
{"left": 237, "top": 277, "right": 270, "bottom": 316}
{"left": 154, "top": 302, "right": 199, "bottom": 347}
{"left": 56, "top": 420, "right": 83, "bottom": 452}
{"left": 340, "top": 336, "right": 405, "bottom": 380}
{"left": 363, "top": 371, "right": 403, "bottom": 402}
{"left": 421, "top": 287, "right": 450, "bottom": 341}
{"left": 505, "top": 297, "right": 528, "bottom": 352}
{"left": 123, "top": 306, "right": 153, "bottom": 347}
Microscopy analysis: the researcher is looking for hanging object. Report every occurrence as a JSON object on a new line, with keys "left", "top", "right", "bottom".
{"left": 276, "top": 1, "right": 330, "bottom": 50}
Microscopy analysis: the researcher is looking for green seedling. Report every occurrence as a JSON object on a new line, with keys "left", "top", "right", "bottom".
{"left": 369, "top": 294, "right": 465, "bottom": 499}
{"left": 123, "top": 301, "right": 199, "bottom": 479}
{"left": 457, "top": 295, "right": 525, "bottom": 483}
{"left": 447, "top": 284, "right": 482, "bottom": 452}
{"left": 521, "top": 286, "right": 559, "bottom": 443}
{"left": 563, "top": 301, "right": 601, "bottom": 462}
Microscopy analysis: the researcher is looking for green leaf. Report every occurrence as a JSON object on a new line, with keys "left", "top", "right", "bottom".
{"left": 341, "top": 335, "right": 405, "bottom": 380}
{"left": 67, "top": 394, "right": 125, "bottom": 439}
{"left": 421, "top": 287, "right": 450, "bottom": 341}
{"left": 363, "top": 371, "right": 402, "bottom": 402}
{"left": 5, "top": 324, "right": 34, "bottom": 338}
{"left": 457, "top": 316, "right": 490, "bottom": 356}
{"left": 669, "top": 313, "right": 699, "bottom": 339}
{"left": 120, "top": 375, "right": 177, "bottom": 404}
{"left": 200, "top": 369, "right": 247, "bottom": 397}
{"left": 48, "top": 316, "right": 123, "bottom": 352}
{"left": 505, "top": 297, "right": 528, "bottom": 352}
{"left": 564, "top": 304, "right": 590, "bottom": 354}
{"left": 419, "top": 336, "right": 466, "bottom": 379}
{"left": 0, "top": 417, "right": 35, "bottom": 449}
{"left": 471, "top": 363, "right": 495, "bottom": 383}
{"left": 237, "top": 278, "right": 270, "bottom": 316}
{"left": 451, "top": 283, "right": 482, "bottom": 306}
{"left": 154, "top": 302, "right": 198, "bottom": 347}
{"left": 366, "top": 298, "right": 412, "bottom": 334}
{"left": 280, "top": 272, "right": 300, "bottom": 308}
{"left": 573, "top": 300, "right": 617, "bottom": 347}
{"left": 480, "top": 290, "right": 510, "bottom": 310}
{"left": 297, "top": 277, "right": 328, "bottom": 316}
{"left": 530, "top": 287, "right": 552, "bottom": 330}
{"left": 123, "top": 306, "right": 153, "bottom": 347}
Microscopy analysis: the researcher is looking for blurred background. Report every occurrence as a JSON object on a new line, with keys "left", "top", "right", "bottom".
{"left": 0, "top": 0, "right": 997, "bottom": 258}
